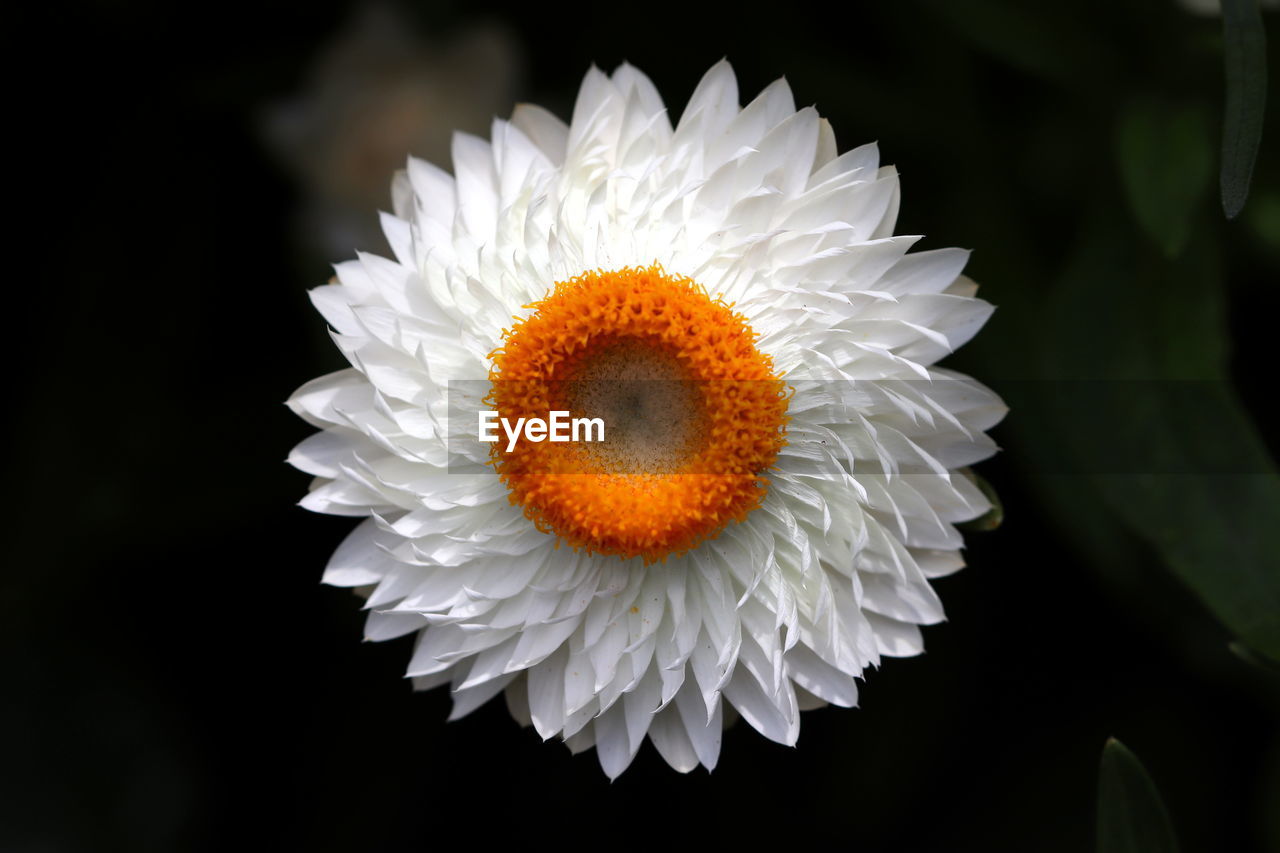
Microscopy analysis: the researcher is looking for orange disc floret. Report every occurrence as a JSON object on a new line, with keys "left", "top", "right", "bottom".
{"left": 487, "top": 265, "right": 789, "bottom": 563}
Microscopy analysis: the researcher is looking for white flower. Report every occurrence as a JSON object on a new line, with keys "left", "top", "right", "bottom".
{"left": 287, "top": 60, "right": 1006, "bottom": 777}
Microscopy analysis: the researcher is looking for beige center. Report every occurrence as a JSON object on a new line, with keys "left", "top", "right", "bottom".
{"left": 563, "top": 338, "right": 707, "bottom": 475}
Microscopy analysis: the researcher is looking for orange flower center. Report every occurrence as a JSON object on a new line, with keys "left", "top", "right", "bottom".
{"left": 487, "top": 265, "right": 789, "bottom": 563}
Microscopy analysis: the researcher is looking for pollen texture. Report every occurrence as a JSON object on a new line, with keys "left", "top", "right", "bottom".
{"left": 488, "top": 265, "right": 789, "bottom": 563}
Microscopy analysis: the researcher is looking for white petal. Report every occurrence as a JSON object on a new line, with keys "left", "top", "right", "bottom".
{"left": 674, "top": 685, "right": 724, "bottom": 770}
{"left": 647, "top": 706, "right": 700, "bottom": 773}
{"left": 510, "top": 103, "right": 569, "bottom": 165}
{"left": 723, "top": 666, "right": 800, "bottom": 746}
{"left": 452, "top": 132, "right": 499, "bottom": 243}
{"left": 594, "top": 703, "right": 641, "bottom": 779}
{"left": 449, "top": 672, "right": 515, "bottom": 720}
{"left": 526, "top": 645, "right": 569, "bottom": 739}
{"left": 321, "top": 518, "right": 390, "bottom": 587}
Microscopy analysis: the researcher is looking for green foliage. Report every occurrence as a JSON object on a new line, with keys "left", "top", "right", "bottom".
{"left": 919, "top": 0, "right": 1103, "bottom": 88}
{"left": 1220, "top": 0, "right": 1268, "bottom": 219}
{"left": 957, "top": 468, "right": 1004, "bottom": 531}
{"left": 1230, "top": 641, "right": 1280, "bottom": 676}
{"left": 1037, "top": 207, "right": 1280, "bottom": 661}
{"left": 1097, "top": 739, "right": 1180, "bottom": 853}
{"left": 1117, "top": 102, "right": 1212, "bottom": 258}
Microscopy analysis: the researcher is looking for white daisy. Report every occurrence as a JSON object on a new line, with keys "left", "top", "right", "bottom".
{"left": 287, "top": 60, "right": 1006, "bottom": 777}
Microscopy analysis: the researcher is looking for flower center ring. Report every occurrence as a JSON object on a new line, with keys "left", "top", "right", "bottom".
{"left": 488, "top": 265, "right": 790, "bottom": 563}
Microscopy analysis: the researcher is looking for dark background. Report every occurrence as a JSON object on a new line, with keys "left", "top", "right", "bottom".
{"left": 9, "top": 1, "right": 1278, "bottom": 851}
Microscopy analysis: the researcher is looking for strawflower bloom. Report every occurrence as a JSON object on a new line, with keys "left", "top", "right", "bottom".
{"left": 287, "top": 60, "right": 1006, "bottom": 776}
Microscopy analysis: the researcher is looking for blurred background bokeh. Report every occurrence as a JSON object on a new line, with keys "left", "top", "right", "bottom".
{"left": 9, "top": 1, "right": 1278, "bottom": 850}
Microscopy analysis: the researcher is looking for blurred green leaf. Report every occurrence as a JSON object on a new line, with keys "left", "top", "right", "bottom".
{"left": 1221, "top": 0, "right": 1268, "bottom": 219}
{"left": 1097, "top": 739, "right": 1180, "bottom": 853}
{"left": 1039, "top": 206, "right": 1280, "bottom": 661}
{"left": 957, "top": 468, "right": 1003, "bottom": 531}
{"left": 1095, "top": 468, "right": 1280, "bottom": 662}
{"left": 1117, "top": 102, "right": 1213, "bottom": 258}
{"left": 920, "top": 0, "right": 1103, "bottom": 88}
{"left": 1246, "top": 189, "right": 1280, "bottom": 251}
{"left": 1229, "top": 641, "right": 1280, "bottom": 676}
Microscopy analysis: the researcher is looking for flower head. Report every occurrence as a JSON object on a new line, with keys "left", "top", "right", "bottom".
{"left": 288, "top": 60, "right": 1006, "bottom": 776}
